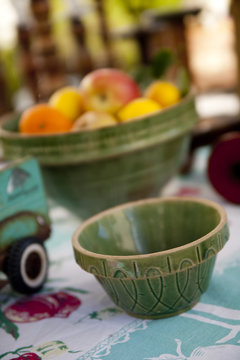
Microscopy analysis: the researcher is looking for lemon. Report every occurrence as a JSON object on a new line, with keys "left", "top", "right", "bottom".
{"left": 117, "top": 97, "right": 161, "bottom": 122}
{"left": 144, "top": 81, "right": 180, "bottom": 108}
{"left": 49, "top": 86, "right": 84, "bottom": 122}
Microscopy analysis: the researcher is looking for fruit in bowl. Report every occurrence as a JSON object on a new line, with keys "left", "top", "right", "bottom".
{"left": 49, "top": 86, "right": 84, "bottom": 122}
{"left": 0, "top": 93, "right": 198, "bottom": 219}
{"left": 18, "top": 68, "right": 183, "bottom": 135}
{"left": 71, "top": 111, "right": 118, "bottom": 131}
{"left": 0, "top": 67, "right": 198, "bottom": 219}
{"left": 144, "top": 81, "right": 181, "bottom": 108}
{"left": 19, "top": 104, "right": 72, "bottom": 135}
{"left": 80, "top": 68, "right": 141, "bottom": 114}
{"left": 117, "top": 97, "right": 161, "bottom": 122}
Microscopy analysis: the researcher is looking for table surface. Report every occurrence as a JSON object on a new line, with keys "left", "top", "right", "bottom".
{"left": 0, "top": 145, "right": 240, "bottom": 360}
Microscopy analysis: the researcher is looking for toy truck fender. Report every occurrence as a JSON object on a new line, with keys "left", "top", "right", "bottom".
{"left": 0, "top": 210, "right": 51, "bottom": 268}
{"left": 0, "top": 157, "right": 51, "bottom": 294}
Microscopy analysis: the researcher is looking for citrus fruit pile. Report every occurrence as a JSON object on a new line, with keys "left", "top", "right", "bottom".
{"left": 19, "top": 68, "right": 181, "bottom": 135}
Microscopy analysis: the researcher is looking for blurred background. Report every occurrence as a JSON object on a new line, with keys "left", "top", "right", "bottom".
{"left": 0, "top": 0, "right": 239, "bottom": 115}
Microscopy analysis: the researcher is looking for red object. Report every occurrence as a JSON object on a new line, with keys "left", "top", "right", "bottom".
{"left": 4, "top": 291, "right": 81, "bottom": 323}
{"left": 208, "top": 132, "right": 240, "bottom": 203}
{"left": 10, "top": 353, "right": 41, "bottom": 360}
{"left": 80, "top": 68, "right": 141, "bottom": 114}
{"left": 175, "top": 186, "right": 201, "bottom": 197}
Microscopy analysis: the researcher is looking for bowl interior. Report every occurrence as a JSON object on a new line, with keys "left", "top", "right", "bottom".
{"left": 78, "top": 199, "right": 222, "bottom": 256}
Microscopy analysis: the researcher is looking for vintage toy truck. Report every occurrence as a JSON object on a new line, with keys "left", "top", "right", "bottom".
{"left": 0, "top": 157, "right": 51, "bottom": 294}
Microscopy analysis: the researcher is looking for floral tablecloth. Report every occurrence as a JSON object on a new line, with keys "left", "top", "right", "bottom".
{"left": 0, "top": 146, "right": 240, "bottom": 360}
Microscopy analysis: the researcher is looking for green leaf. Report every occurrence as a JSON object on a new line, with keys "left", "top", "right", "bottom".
{"left": 130, "top": 65, "right": 154, "bottom": 91}
{"left": 176, "top": 66, "right": 190, "bottom": 96}
{"left": 151, "top": 49, "right": 175, "bottom": 78}
{"left": 0, "top": 309, "right": 19, "bottom": 340}
{"left": 130, "top": 49, "right": 176, "bottom": 91}
{"left": 102, "top": 307, "right": 122, "bottom": 315}
{"left": 64, "top": 287, "right": 89, "bottom": 294}
{"left": 0, "top": 346, "right": 33, "bottom": 359}
{"left": 89, "top": 311, "right": 100, "bottom": 320}
{"left": 68, "top": 349, "right": 83, "bottom": 354}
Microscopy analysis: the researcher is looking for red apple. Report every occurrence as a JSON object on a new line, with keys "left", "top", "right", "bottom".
{"left": 80, "top": 68, "right": 141, "bottom": 114}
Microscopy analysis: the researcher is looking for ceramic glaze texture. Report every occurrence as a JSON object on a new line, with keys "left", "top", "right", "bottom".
{"left": 0, "top": 95, "right": 198, "bottom": 219}
{"left": 72, "top": 197, "right": 229, "bottom": 319}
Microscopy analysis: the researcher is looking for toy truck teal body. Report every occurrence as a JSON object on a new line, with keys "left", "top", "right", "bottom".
{"left": 0, "top": 157, "right": 51, "bottom": 294}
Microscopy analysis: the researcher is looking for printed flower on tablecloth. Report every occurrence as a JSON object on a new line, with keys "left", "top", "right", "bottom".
{"left": 174, "top": 186, "right": 201, "bottom": 197}
{"left": 1, "top": 287, "right": 87, "bottom": 339}
{"left": 0, "top": 340, "right": 82, "bottom": 359}
{"left": 0, "top": 309, "right": 19, "bottom": 339}
{"left": 9, "top": 353, "right": 41, "bottom": 360}
{"left": 4, "top": 291, "right": 81, "bottom": 323}
{"left": 76, "top": 307, "right": 123, "bottom": 323}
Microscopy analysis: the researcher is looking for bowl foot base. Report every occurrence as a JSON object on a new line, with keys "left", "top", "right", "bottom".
{"left": 125, "top": 299, "right": 200, "bottom": 320}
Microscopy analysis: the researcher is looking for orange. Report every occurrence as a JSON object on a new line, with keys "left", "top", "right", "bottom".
{"left": 144, "top": 81, "right": 180, "bottom": 108}
{"left": 19, "top": 104, "right": 73, "bottom": 135}
{"left": 117, "top": 97, "right": 161, "bottom": 122}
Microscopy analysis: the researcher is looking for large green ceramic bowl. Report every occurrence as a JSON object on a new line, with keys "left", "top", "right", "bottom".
{"left": 0, "top": 94, "right": 198, "bottom": 219}
{"left": 72, "top": 197, "right": 229, "bottom": 319}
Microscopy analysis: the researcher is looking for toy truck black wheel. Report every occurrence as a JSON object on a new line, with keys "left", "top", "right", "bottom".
{"left": 6, "top": 237, "right": 48, "bottom": 294}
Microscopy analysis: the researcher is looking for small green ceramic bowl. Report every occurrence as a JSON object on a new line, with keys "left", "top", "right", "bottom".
{"left": 72, "top": 197, "right": 229, "bottom": 319}
{"left": 0, "top": 94, "right": 198, "bottom": 219}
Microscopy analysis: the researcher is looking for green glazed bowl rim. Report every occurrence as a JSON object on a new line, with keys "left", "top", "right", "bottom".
{"left": 0, "top": 93, "right": 198, "bottom": 165}
{"left": 72, "top": 196, "right": 229, "bottom": 278}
